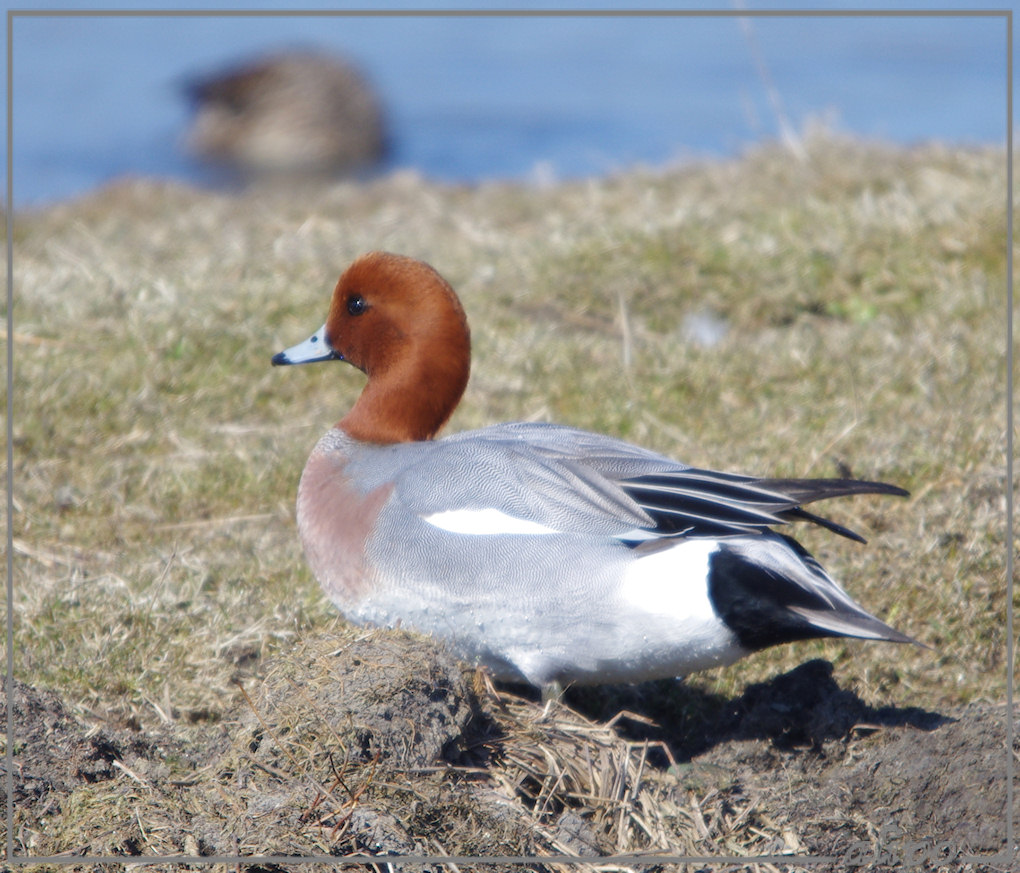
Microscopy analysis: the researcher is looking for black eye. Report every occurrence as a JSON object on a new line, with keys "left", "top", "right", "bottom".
{"left": 347, "top": 294, "right": 367, "bottom": 316}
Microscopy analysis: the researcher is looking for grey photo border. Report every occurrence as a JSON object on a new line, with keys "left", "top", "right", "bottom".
{"left": 3, "top": 5, "right": 1014, "bottom": 869}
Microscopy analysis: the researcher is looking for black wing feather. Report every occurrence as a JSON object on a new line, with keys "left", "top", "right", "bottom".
{"left": 620, "top": 469, "right": 908, "bottom": 542}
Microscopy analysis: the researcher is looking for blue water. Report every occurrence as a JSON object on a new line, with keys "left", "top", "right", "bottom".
{"left": 7, "top": 2, "right": 1009, "bottom": 208}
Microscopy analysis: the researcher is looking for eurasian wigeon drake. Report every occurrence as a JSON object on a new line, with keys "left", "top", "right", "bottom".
{"left": 273, "top": 252, "right": 917, "bottom": 690}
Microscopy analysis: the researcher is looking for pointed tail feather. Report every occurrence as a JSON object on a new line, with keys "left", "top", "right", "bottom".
{"left": 788, "top": 604, "right": 925, "bottom": 647}
{"left": 758, "top": 477, "right": 909, "bottom": 542}
{"left": 757, "top": 477, "right": 909, "bottom": 504}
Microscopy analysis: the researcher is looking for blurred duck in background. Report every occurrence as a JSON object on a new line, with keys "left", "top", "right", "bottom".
{"left": 184, "top": 50, "right": 388, "bottom": 182}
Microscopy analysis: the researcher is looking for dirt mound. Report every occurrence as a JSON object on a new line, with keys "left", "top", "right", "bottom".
{"left": 802, "top": 704, "right": 1012, "bottom": 865}
{"left": 245, "top": 631, "right": 478, "bottom": 770}
{"left": 685, "top": 662, "right": 1010, "bottom": 869}
{"left": 5, "top": 632, "right": 1015, "bottom": 870}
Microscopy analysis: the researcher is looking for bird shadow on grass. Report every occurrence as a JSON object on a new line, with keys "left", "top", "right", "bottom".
{"left": 500, "top": 658, "right": 950, "bottom": 766}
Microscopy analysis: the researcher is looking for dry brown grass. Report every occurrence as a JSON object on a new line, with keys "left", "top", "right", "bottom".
{"left": 4, "top": 131, "right": 1011, "bottom": 868}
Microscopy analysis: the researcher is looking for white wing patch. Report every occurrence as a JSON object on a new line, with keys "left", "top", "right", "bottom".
{"left": 422, "top": 508, "right": 560, "bottom": 536}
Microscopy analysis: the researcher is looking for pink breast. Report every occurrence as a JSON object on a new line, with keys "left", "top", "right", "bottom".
{"left": 296, "top": 447, "right": 393, "bottom": 605}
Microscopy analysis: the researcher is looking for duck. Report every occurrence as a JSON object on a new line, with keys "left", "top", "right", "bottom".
{"left": 184, "top": 51, "right": 387, "bottom": 180}
{"left": 272, "top": 251, "right": 917, "bottom": 690}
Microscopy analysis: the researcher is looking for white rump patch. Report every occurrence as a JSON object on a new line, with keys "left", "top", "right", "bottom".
{"left": 422, "top": 508, "right": 559, "bottom": 536}
{"left": 621, "top": 539, "right": 721, "bottom": 623}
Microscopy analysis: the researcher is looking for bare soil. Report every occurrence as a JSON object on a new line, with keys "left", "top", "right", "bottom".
{"left": 5, "top": 630, "right": 1015, "bottom": 872}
